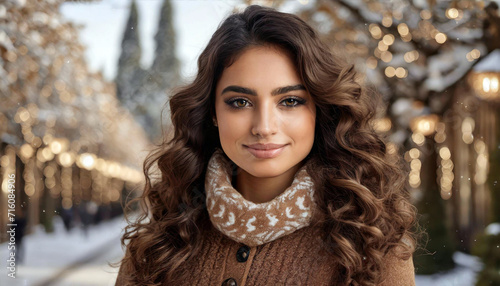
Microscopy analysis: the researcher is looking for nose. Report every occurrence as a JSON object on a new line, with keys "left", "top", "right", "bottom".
{"left": 251, "top": 102, "right": 278, "bottom": 137}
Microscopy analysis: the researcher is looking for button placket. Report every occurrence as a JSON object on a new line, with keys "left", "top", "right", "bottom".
{"left": 221, "top": 277, "right": 237, "bottom": 286}
{"left": 221, "top": 243, "right": 256, "bottom": 286}
{"left": 236, "top": 245, "right": 251, "bottom": 262}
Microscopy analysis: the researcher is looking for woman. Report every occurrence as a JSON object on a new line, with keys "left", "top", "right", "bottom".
{"left": 115, "top": 5, "right": 417, "bottom": 286}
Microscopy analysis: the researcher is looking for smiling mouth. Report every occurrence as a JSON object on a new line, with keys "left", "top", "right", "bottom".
{"left": 243, "top": 144, "right": 287, "bottom": 159}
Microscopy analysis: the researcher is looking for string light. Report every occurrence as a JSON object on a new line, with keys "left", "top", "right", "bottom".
{"left": 445, "top": 8, "right": 459, "bottom": 19}
{"left": 474, "top": 140, "right": 488, "bottom": 185}
{"left": 23, "top": 158, "right": 36, "bottom": 197}
{"left": 435, "top": 32, "right": 447, "bottom": 44}
{"left": 371, "top": 117, "right": 392, "bottom": 132}
{"left": 382, "top": 13, "right": 392, "bottom": 27}
{"left": 395, "top": 67, "right": 407, "bottom": 78}
{"left": 420, "top": 10, "right": 432, "bottom": 20}
{"left": 369, "top": 23, "right": 382, "bottom": 39}
{"left": 404, "top": 50, "right": 419, "bottom": 63}
{"left": 436, "top": 121, "right": 453, "bottom": 200}
{"left": 407, "top": 148, "right": 422, "bottom": 188}
{"left": 470, "top": 71, "right": 500, "bottom": 102}
{"left": 397, "top": 23, "right": 409, "bottom": 36}
{"left": 20, "top": 143, "right": 35, "bottom": 160}
{"left": 410, "top": 114, "right": 439, "bottom": 136}
{"left": 385, "top": 66, "right": 396, "bottom": 78}
{"left": 380, "top": 51, "right": 393, "bottom": 63}
{"left": 378, "top": 41, "right": 389, "bottom": 52}
{"left": 382, "top": 34, "right": 395, "bottom": 46}
{"left": 461, "top": 117, "right": 475, "bottom": 144}
{"left": 434, "top": 122, "right": 446, "bottom": 143}
{"left": 366, "top": 57, "right": 378, "bottom": 69}
{"left": 78, "top": 153, "right": 97, "bottom": 170}
{"left": 1, "top": 146, "right": 16, "bottom": 194}
{"left": 411, "top": 132, "right": 425, "bottom": 146}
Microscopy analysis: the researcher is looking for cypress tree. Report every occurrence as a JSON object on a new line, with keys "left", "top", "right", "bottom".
{"left": 152, "top": 0, "right": 179, "bottom": 87}
{"left": 115, "top": 0, "right": 142, "bottom": 104}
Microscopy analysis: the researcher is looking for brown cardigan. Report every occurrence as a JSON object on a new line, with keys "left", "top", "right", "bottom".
{"left": 115, "top": 222, "right": 415, "bottom": 285}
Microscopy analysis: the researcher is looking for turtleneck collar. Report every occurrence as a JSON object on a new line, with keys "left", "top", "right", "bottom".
{"left": 204, "top": 148, "right": 317, "bottom": 247}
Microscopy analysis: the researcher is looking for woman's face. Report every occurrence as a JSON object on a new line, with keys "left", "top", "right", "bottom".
{"left": 214, "top": 45, "right": 316, "bottom": 179}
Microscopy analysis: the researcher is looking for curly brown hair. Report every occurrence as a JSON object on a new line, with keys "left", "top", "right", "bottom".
{"left": 116, "top": 5, "right": 417, "bottom": 286}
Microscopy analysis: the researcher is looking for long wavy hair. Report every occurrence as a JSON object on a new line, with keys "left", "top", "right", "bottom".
{"left": 117, "top": 5, "right": 417, "bottom": 286}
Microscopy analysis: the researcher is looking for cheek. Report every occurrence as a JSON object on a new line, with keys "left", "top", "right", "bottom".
{"left": 218, "top": 123, "right": 237, "bottom": 142}
{"left": 284, "top": 111, "right": 316, "bottom": 140}
{"left": 216, "top": 109, "right": 250, "bottom": 142}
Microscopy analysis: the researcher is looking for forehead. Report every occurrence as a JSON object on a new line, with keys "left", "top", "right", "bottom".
{"left": 232, "top": 44, "right": 294, "bottom": 64}
{"left": 215, "top": 45, "right": 302, "bottom": 93}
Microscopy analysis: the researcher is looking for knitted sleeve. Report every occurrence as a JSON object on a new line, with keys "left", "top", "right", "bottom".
{"left": 379, "top": 248, "right": 416, "bottom": 286}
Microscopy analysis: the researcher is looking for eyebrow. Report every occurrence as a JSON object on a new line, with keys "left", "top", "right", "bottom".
{"left": 220, "top": 84, "right": 306, "bottom": 96}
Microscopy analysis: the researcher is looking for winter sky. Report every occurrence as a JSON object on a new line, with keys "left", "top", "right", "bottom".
{"left": 59, "top": 0, "right": 313, "bottom": 82}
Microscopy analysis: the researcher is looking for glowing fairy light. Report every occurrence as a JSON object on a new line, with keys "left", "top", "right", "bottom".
{"left": 79, "top": 153, "right": 96, "bottom": 170}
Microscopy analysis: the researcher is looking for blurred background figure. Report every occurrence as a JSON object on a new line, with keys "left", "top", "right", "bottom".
{"left": 59, "top": 205, "right": 74, "bottom": 232}
{"left": 12, "top": 215, "right": 27, "bottom": 264}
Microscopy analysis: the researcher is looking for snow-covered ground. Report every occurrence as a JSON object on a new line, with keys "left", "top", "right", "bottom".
{"left": 415, "top": 252, "right": 482, "bottom": 286}
{"left": 0, "top": 215, "right": 127, "bottom": 286}
{"left": 0, "top": 214, "right": 482, "bottom": 285}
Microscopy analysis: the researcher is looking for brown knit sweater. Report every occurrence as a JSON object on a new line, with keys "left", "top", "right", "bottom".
{"left": 115, "top": 222, "right": 415, "bottom": 285}
{"left": 177, "top": 223, "right": 414, "bottom": 285}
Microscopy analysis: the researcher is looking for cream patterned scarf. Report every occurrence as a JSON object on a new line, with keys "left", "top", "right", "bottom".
{"left": 205, "top": 149, "right": 317, "bottom": 247}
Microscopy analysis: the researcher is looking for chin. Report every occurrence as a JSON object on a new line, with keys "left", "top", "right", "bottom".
{"left": 240, "top": 160, "right": 296, "bottom": 178}
{"left": 246, "top": 168, "right": 285, "bottom": 178}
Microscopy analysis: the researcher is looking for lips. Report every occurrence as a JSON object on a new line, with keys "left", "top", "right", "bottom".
{"left": 243, "top": 143, "right": 287, "bottom": 159}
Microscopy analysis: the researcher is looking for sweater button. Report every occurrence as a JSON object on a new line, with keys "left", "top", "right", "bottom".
{"left": 221, "top": 277, "right": 237, "bottom": 286}
{"left": 236, "top": 245, "right": 250, "bottom": 262}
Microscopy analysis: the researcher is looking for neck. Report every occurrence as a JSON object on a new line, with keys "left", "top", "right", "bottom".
{"left": 235, "top": 162, "right": 304, "bottom": 204}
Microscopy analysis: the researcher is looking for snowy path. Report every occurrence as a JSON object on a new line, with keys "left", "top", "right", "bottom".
{"left": 0, "top": 215, "right": 127, "bottom": 286}
{"left": 50, "top": 239, "right": 123, "bottom": 286}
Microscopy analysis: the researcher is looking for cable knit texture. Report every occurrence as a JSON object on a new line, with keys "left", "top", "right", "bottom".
{"left": 205, "top": 148, "right": 316, "bottom": 247}
{"left": 115, "top": 223, "right": 416, "bottom": 285}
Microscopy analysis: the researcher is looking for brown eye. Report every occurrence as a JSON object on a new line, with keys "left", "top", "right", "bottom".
{"left": 224, "top": 98, "right": 251, "bottom": 109}
{"left": 235, "top": 99, "right": 248, "bottom": 107}
{"left": 282, "top": 98, "right": 298, "bottom": 107}
{"left": 280, "top": 97, "right": 306, "bottom": 107}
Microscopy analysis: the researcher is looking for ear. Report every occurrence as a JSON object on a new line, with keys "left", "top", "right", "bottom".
{"left": 213, "top": 117, "right": 218, "bottom": 127}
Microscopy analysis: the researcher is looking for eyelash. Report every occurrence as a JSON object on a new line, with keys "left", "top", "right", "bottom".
{"left": 225, "top": 97, "right": 307, "bottom": 109}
